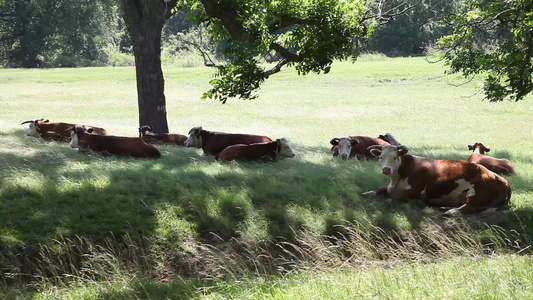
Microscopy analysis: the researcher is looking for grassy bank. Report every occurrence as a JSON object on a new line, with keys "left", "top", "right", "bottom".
{"left": 1, "top": 56, "right": 533, "bottom": 295}
{"left": 6, "top": 255, "right": 533, "bottom": 299}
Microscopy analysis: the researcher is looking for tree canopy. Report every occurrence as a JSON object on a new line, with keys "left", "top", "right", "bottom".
{"left": 187, "top": 0, "right": 413, "bottom": 103}
{"left": 438, "top": 0, "right": 533, "bottom": 101}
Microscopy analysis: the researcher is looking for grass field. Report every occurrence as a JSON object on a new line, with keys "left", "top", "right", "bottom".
{"left": 1, "top": 55, "right": 533, "bottom": 298}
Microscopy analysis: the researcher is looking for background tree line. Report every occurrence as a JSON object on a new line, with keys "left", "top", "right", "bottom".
{"left": 0, "top": 0, "right": 454, "bottom": 68}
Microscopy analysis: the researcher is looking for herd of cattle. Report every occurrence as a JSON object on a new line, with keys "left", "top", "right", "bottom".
{"left": 21, "top": 118, "right": 516, "bottom": 216}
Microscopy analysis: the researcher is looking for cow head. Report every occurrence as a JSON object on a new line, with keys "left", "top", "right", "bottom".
{"left": 139, "top": 125, "right": 154, "bottom": 136}
{"left": 21, "top": 118, "right": 46, "bottom": 137}
{"left": 330, "top": 137, "right": 359, "bottom": 159}
{"left": 468, "top": 142, "right": 490, "bottom": 155}
{"left": 368, "top": 145, "right": 409, "bottom": 175}
{"left": 68, "top": 126, "right": 92, "bottom": 148}
{"left": 184, "top": 126, "right": 202, "bottom": 148}
{"left": 276, "top": 138, "right": 296, "bottom": 159}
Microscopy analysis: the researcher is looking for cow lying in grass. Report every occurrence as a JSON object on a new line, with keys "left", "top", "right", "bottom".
{"left": 21, "top": 118, "right": 109, "bottom": 141}
{"left": 139, "top": 125, "right": 187, "bottom": 146}
{"left": 69, "top": 126, "right": 160, "bottom": 158}
{"left": 363, "top": 145, "right": 511, "bottom": 215}
{"left": 184, "top": 126, "right": 272, "bottom": 156}
{"left": 467, "top": 142, "right": 516, "bottom": 175}
{"left": 330, "top": 134, "right": 396, "bottom": 160}
{"left": 216, "top": 138, "right": 295, "bottom": 162}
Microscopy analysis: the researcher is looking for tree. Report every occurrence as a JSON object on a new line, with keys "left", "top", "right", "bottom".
{"left": 438, "top": 0, "right": 533, "bottom": 101}
{"left": 119, "top": 0, "right": 413, "bottom": 133}
{"left": 0, "top": 0, "right": 114, "bottom": 68}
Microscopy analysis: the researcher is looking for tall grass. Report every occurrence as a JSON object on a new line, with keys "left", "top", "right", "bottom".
{"left": 1, "top": 56, "right": 533, "bottom": 295}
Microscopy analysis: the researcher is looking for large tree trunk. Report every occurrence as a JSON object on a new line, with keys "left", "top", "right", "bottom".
{"left": 120, "top": 0, "right": 173, "bottom": 133}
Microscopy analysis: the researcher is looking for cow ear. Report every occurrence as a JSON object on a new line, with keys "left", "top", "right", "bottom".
{"left": 350, "top": 138, "right": 359, "bottom": 146}
{"left": 87, "top": 128, "right": 94, "bottom": 133}
{"left": 468, "top": 145, "right": 473, "bottom": 150}
{"left": 369, "top": 148, "right": 381, "bottom": 157}
{"left": 485, "top": 147, "right": 491, "bottom": 152}
{"left": 398, "top": 145, "right": 409, "bottom": 156}
{"left": 44, "top": 119, "right": 49, "bottom": 123}
{"left": 330, "top": 138, "right": 340, "bottom": 146}
{"left": 276, "top": 139, "right": 281, "bottom": 143}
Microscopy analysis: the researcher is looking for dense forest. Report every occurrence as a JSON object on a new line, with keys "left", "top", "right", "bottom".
{"left": 0, "top": 0, "right": 453, "bottom": 68}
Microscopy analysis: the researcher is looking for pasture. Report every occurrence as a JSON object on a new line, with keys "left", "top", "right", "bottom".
{"left": 1, "top": 56, "right": 533, "bottom": 298}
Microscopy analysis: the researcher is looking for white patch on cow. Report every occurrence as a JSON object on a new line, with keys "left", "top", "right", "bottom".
{"left": 387, "top": 176, "right": 412, "bottom": 197}
{"left": 429, "top": 178, "right": 476, "bottom": 207}
{"left": 25, "top": 123, "right": 39, "bottom": 137}
{"left": 473, "top": 147, "right": 481, "bottom": 154}
{"left": 337, "top": 137, "right": 352, "bottom": 159}
{"left": 46, "top": 131, "right": 56, "bottom": 135}
{"left": 276, "top": 138, "right": 295, "bottom": 160}
{"left": 69, "top": 131, "right": 79, "bottom": 148}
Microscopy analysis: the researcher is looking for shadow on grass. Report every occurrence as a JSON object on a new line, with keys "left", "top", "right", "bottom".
{"left": 1, "top": 128, "right": 533, "bottom": 285}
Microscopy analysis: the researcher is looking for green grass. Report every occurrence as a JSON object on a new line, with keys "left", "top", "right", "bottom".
{"left": 1, "top": 56, "right": 533, "bottom": 297}
{"left": 7, "top": 255, "right": 533, "bottom": 299}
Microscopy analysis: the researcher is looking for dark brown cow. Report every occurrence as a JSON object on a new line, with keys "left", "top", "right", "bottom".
{"left": 362, "top": 145, "right": 511, "bottom": 215}
{"left": 69, "top": 126, "right": 160, "bottom": 158}
{"left": 139, "top": 125, "right": 187, "bottom": 146}
{"left": 216, "top": 138, "right": 295, "bottom": 162}
{"left": 377, "top": 133, "right": 401, "bottom": 146}
{"left": 330, "top": 135, "right": 390, "bottom": 160}
{"left": 184, "top": 126, "right": 272, "bottom": 156}
{"left": 468, "top": 142, "right": 516, "bottom": 175}
{"left": 21, "top": 118, "right": 109, "bottom": 141}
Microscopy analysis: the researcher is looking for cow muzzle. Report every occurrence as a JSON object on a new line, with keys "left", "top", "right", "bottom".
{"left": 340, "top": 153, "right": 348, "bottom": 160}
{"left": 382, "top": 167, "right": 392, "bottom": 175}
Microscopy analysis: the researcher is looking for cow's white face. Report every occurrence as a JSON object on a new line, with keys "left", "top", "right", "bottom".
{"left": 184, "top": 127, "right": 202, "bottom": 148}
{"left": 276, "top": 138, "right": 295, "bottom": 159}
{"left": 69, "top": 130, "right": 79, "bottom": 148}
{"left": 331, "top": 137, "right": 358, "bottom": 159}
{"left": 25, "top": 123, "right": 39, "bottom": 137}
{"left": 370, "top": 145, "right": 408, "bottom": 176}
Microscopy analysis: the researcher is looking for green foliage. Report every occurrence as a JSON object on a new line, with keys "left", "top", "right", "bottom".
{"left": 193, "top": 0, "right": 371, "bottom": 102}
{"left": 366, "top": 0, "right": 454, "bottom": 56}
{"left": 0, "top": 0, "right": 117, "bottom": 68}
{"left": 438, "top": 0, "right": 533, "bottom": 101}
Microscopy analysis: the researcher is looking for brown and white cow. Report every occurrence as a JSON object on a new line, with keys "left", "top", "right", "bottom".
{"left": 69, "top": 126, "right": 160, "bottom": 158}
{"left": 184, "top": 126, "right": 272, "bottom": 156}
{"left": 330, "top": 135, "right": 390, "bottom": 160}
{"left": 216, "top": 138, "right": 296, "bottom": 162}
{"left": 362, "top": 145, "right": 511, "bottom": 215}
{"left": 21, "top": 118, "right": 109, "bottom": 141}
{"left": 139, "top": 125, "right": 187, "bottom": 146}
{"left": 468, "top": 142, "right": 516, "bottom": 175}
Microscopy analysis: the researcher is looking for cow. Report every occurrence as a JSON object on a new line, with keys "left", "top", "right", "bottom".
{"left": 330, "top": 135, "right": 390, "bottom": 160}
{"left": 184, "top": 126, "right": 272, "bottom": 156}
{"left": 377, "top": 133, "right": 402, "bottom": 146}
{"left": 362, "top": 145, "right": 512, "bottom": 215}
{"left": 69, "top": 126, "right": 160, "bottom": 158}
{"left": 139, "top": 125, "right": 187, "bottom": 146}
{"left": 21, "top": 118, "right": 109, "bottom": 142}
{"left": 467, "top": 142, "right": 516, "bottom": 175}
{"left": 215, "top": 138, "right": 296, "bottom": 162}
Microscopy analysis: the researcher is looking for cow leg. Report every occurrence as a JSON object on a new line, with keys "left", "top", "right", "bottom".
{"left": 444, "top": 202, "right": 477, "bottom": 216}
{"left": 362, "top": 186, "right": 388, "bottom": 197}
